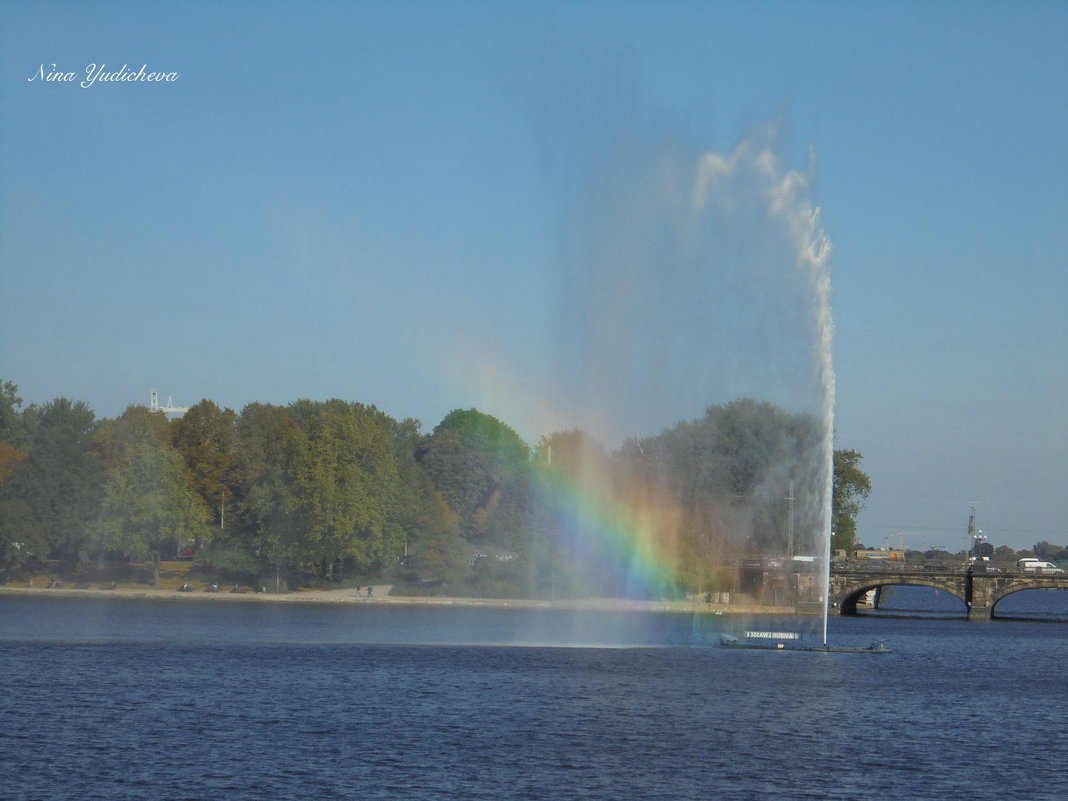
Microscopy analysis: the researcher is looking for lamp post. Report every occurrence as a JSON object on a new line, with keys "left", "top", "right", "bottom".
{"left": 965, "top": 503, "right": 979, "bottom": 565}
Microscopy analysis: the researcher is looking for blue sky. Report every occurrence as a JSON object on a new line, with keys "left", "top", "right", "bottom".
{"left": 2, "top": 1, "right": 1065, "bottom": 552}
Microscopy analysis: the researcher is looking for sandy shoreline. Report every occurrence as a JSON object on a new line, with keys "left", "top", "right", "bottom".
{"left": 0, "top": 584, "right": 792, "bottom": 616}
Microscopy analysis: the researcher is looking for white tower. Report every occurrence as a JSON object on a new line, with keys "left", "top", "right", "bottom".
{"left": 149, "top": 389, "right": 190, "bottom": 416}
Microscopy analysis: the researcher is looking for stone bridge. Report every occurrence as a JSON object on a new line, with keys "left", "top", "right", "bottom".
{"left": 829, "top": 564, "right": 1068, "bottom": 620}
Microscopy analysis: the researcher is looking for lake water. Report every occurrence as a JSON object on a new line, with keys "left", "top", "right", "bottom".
{"left": 2, "top": 595, "right": 1066, "bottom": 801}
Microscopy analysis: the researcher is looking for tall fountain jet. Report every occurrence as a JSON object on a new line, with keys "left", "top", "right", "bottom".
{"left": 543, "top": 92, "right": 835, "bottom": 639}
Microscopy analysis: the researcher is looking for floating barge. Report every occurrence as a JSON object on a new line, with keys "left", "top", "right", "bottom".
{"left": 720, "top": 631, "right": 890, "bottom": 654}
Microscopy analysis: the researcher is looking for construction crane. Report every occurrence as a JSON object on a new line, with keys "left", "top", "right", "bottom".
{"left": 883, "top": 532, "right": 941, "bottom": 553}
{"left": 149, "top": 389, "right": 189, "bottom": 416}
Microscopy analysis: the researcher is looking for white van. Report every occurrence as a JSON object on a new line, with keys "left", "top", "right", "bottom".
{"left": 1021, "top": 560, "right": 1064, "bottom": 574}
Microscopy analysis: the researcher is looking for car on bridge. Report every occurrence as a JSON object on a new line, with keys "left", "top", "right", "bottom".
{"left": 1012, "top": 559, "right": 1063, "bottom": 572}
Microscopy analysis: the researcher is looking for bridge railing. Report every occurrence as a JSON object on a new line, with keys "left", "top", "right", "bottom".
{"left": 831, "top": 561, "right": 1065, "bottom": 577}
{"left": 832, "top": 561, "right": 960, "bottom": 573}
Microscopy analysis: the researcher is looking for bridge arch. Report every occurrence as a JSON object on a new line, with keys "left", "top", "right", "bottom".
{"left": 987, "top": 580, "right": 1068, "bottom": 618}
{"left": 833, "top": 576, "right": 965, "bottom": 616}
{"left": 830, "top": 567, "right": 1068, "bottom": 620}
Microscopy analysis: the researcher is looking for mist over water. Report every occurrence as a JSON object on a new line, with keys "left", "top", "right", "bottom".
{"left": 537, "top": 82, "right": 835, "bottom": 613}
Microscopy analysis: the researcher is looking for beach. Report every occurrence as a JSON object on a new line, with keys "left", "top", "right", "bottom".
{"left": 0, "top": 583, "right": 788, "bottom": 616}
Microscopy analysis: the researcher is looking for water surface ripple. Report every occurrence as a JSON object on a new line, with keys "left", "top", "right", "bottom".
{"left": 1, "top": 598, "right": 1065, "bottom": 801}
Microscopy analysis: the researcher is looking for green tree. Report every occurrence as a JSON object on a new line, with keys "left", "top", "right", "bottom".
{"left": 0, "top": 382, "right": 38, "bottom": 578}
{"left": 0, "top": 380, "right": 27, "bottom": 486}
{"left": 630, "top": 399, "right": 823, "bottom": 558}
{"left": 832, "top": 449, "right": 872, "bottom": 554}
{"left": 1, "top": 398, "right": 102, "bottom": 561}
{"left": 536, "top": 428, "right": 607, "bottom": 475}
{"left": 171, "top": 399, "right": 237, "bottom": 532}
{"left": 993, "top": 544, "right": 1016, "bottom": 565}
{"left": 0, "top": 497, "right": 45, "bottom": 581}
{"left": 92, "top": 441, "right": 210, "bottom": 584}
{"left": 419, "top": 409, "right": 532, "bottom": 550}
{"left": 384, "top": 417, "right": 465, "bottom": 586}
{"left": 94, "top": 405, "right": 172, "bottom": 476}
{"left": 285, "top": 399, "right": 402, "bottom": 580}
{"left": 0, "top": 379, "right": 24, "bottom": 446}
{"left": 417, "top": 429, "right": 490, "bottom": 532}
{"left": 228, "top": 402, "right": 302, "bottom": 582}
{"left": 1032, "top": 541, "right": 1067, "bottom": 561}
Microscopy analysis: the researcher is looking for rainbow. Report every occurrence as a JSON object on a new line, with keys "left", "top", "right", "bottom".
{"left": 456, "top": 357, "right": 723, "bottom": 600}
{"left": 533, "top": 456, "right": 710, "bottom": 601}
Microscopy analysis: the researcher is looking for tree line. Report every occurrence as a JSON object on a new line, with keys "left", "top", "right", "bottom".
{"left": 0, "top": 378, "right": 874, "bottom": 597}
